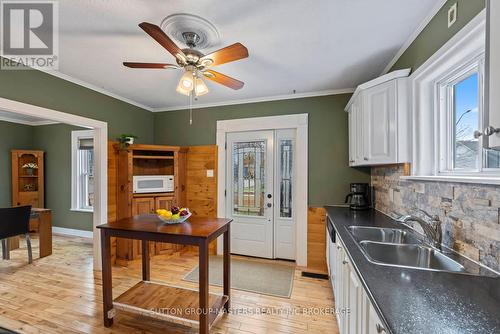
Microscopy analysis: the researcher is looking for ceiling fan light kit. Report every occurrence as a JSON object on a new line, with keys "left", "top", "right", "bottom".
{"left": 123, "top": 14, "right": 249, "bottom": 123}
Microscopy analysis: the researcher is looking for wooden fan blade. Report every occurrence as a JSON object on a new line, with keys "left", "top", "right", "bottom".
{"left": 123, "top": 62, "right": 179, "bottom": 69}
{"left": 139, "top": 22, "right": 186, "bottom": 63}
{"left": 200, "top": 43, "right": 248, "bottom": 67}
{"left": 203, "top": 70, "right": 244, "bottom": 90}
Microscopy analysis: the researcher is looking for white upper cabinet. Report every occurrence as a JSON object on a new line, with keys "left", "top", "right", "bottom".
{"left": 346, "top": 69, "right": 410, "bottom": 166}
{"left": 486, "top": 0, "right": 500, "bottom": 149}
{"left": 362, "top": 80, "right": 397, "bottom": 164}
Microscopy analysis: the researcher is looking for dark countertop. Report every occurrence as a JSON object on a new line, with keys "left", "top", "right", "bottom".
{"left": 325, "top": 206, "right": 500, "bottom": 334}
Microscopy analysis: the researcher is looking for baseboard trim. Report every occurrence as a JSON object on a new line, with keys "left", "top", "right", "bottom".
{"left": 52, "top": 227, "right": 93, "bottom": 238}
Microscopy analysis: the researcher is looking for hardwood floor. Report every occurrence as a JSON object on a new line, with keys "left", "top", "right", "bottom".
{"left": 0, "top": 235, "right": 339, "bottom": 334}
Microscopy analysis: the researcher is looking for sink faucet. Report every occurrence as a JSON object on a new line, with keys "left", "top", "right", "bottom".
{"left": 393, "top": 209, "right": 442, "bottom": 250}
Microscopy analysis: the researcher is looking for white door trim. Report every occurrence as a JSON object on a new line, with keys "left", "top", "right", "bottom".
{"left": 0, "top": 97, "right": 108, "bottom": 271}
{"left": 216, "top": 114, "right": 308, "bottom": 266}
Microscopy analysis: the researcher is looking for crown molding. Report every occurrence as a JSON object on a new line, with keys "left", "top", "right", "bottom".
{"left": 36, "top": 68, "right": 155, "bottom": 111}
{"left": 151, "top": 88, "right": 355, "bottom": 112}
{"left": 380, "top": 0, "right": 448, "bottom": 75}
{"left": 0, "top": 115, "right": 59, "bottom": 126}
{"left": 36, "top": 68, "right": 354, "bottom": 113}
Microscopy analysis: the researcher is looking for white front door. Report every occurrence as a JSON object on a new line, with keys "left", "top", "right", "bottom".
{"left": 226, "top": 129, "right": 295, "bottom": 260}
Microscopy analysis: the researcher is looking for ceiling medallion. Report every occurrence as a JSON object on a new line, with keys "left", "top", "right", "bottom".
{"left": 160, "top": 13, "right": 221, "bottom": 50}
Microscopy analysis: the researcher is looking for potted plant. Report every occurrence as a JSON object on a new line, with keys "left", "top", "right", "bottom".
{"left": 22, "top": 162, "right": 38, "bottom": 176}
{"left": 117, "top": 134, "right": 138, "bottom": 149}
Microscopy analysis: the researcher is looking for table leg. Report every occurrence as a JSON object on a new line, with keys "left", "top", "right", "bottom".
{"left": 142, "top": 240, "right": 150, "bottom": 281}
{"left": 223, "top": 226, "right": 231, "bottom": 312}
{"left": 100, "top": 229, "right": 113, "bottom": 327}
{"left": 199, "top": 239, "right": 209, "bottom": 334}
{"left": 38, "top": 211, "right": 52, "bottom": 258}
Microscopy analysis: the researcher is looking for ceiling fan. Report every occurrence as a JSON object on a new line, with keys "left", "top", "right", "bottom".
{"left": 123, "top": 22, "right": 249, "bottom": 97}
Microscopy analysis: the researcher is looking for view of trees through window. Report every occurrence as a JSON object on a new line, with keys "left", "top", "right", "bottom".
{"left": 453, "top": 72, "right": 500, "bottom": 170}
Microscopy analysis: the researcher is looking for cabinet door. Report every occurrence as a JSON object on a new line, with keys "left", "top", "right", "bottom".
{"left": 487, "top": 0, "right": 500, "bottom": 149}
{"left": 154, "top": 197, "right": 177, "bottom": 254}
{"left": 348, "top": 106, "right": 356, "bottom": 166}
{"left": 341, "top": 253, "right": 351, "bottom": 334}
{"left": 363, "top": 80, "right": 397, "bottom": 164}
{"left": 348, "top": 97, "right": 363, "bottom": 166}
{"left": 367, "top": 303, "right": 386, "bottom": 334}
{"left": 132, "top": 197, "right": 155, "bottom": 215}
{"left": 155, "top": 197, "right": 174, "bottom": 211}
{"left": 347, "top": 263, "right": 362, "bottom": 334}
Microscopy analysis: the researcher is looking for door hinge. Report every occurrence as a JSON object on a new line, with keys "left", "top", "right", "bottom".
{"left": 225, "top": 142, "right": 227, "bottom": 150}
{"left": 224, "top": 189, "right": 227, "bottom": 197}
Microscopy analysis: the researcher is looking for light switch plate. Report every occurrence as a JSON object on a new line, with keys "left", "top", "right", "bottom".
{"left": 448, "top": 3, "right": 458, "bottom": 28}
{"left": 206, "top": 169, "right": 214, "bottom": 178}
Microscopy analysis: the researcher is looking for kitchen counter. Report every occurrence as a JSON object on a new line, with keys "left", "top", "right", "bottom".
{"left": 325, "top": 206, "right": 500, "bottom": 334}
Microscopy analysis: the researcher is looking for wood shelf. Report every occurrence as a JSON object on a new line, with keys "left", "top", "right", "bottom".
{"left": 113, "top": 281, "right": 228, "bottom": 329}
{"left": 133, "top": 192, "right": 174, "bottom": 198}
{"left": 19, "top": 175, "right": 39, "bottom": 178}
{"left": 133, "top": 155, "right": 174, "bottom": 160}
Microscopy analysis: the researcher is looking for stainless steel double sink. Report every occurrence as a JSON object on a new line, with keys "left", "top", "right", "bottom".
{"left": 348, "top": 226, "right": 466, "bottom": 273}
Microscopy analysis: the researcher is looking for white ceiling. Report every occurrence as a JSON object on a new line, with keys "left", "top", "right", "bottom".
{"left": 56, "top": 0, "right": 438, "bottom": 111}
{"left": 0, "top": 110, "right": 55, "bottom": 126}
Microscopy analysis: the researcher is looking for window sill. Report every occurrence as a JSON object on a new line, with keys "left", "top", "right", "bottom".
{"left": 400, "top": 175, "right": 500, "bottom": 185}
{"left": 70, "top": 208, "right": 94, "bottom": 213}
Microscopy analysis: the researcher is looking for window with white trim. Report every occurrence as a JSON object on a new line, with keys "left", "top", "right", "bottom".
{"left": 71, "top": 130, "right": 95, "bottom": 212}
{"left": 437, "top": 56, "right": 500, "bottom": 175}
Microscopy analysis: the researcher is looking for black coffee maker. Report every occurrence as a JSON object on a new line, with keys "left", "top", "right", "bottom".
{"left": 345, "top": 183, "right": 370, "bottom": 210}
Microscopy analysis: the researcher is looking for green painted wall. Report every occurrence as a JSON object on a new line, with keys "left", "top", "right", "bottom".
{"left": 391, "top": 0, "right": 485, "bottom": 72}
{"left": 0, "top": 64, "right": 154, "bottom": 143}
{"left": 0, "top": 63, "right": 154, "bottom": 231}
{"left": 153, "top": 94, "right": 370, "bottom": 206}
{"left": 32, "top": 124, "right": 93, "bottom": 231}
{"left": 0, "top": 121, "right": 33, "bottom": 207}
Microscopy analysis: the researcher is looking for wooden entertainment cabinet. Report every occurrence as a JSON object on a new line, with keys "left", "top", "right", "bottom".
{"left": 114, "top": 144, "right": 187, "bottom": 263}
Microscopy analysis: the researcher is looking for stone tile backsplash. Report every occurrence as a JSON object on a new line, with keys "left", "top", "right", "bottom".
{"left": 371, "top": 165, "right": 500, "bottom": 272}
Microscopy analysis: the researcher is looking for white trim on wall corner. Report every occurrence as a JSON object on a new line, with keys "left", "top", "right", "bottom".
{"left": 0, "top": 115, "right": 59, "bottom": 126}
{"left": 380, "top": 0, "right": 448, "bottom": 75}
{"left": 152, "top": 88, "right": 355, "bottom": 112}
{"left": 52, "top": 226, "right": 93, "bottom": 239}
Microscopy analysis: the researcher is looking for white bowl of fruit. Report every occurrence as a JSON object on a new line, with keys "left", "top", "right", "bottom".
{"left": 156, "top": 206, "right": 191, "bottom": 224}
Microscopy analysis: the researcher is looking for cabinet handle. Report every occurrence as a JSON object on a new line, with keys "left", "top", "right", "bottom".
{"left": 376, "top": 324, "right": 386, "bottom": 333}
{"left": 363, "top": 157, "right": 368, "bottom": 161}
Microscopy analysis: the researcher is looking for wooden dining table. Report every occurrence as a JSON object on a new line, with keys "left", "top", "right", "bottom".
{"left": 97, "top": 214, "right": 232, "bottom": 334}
{"left": 8, "top": 208, "right": 52, "bottom": 258}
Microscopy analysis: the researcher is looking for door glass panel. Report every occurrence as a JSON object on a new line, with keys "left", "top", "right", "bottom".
{"left": 233, "top": 141, "right": 266, "bottom": 216}
{"left": 279, "top": 139, "right": 293, "bottom": 218}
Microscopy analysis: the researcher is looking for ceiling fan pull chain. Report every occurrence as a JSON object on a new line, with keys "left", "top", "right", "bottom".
{"left": 189, "top": 91, "right": 193, "bottom": 125}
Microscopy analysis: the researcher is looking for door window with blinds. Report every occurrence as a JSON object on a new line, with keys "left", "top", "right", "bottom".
{"left": 71, "top": 130, "right": 95, "bottom": 212}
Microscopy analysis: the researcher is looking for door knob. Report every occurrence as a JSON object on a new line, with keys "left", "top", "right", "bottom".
{"left": 473, "top": 130, "right": 483, "bottom": 139}
{"left": 266, "top": 203, "right": 272, "bottom": 208}
{"left": 484, "top": 126, "right": 500, "bottom": 137}
{"left": 267, "top": 194, "right": 272, "bottom": 199}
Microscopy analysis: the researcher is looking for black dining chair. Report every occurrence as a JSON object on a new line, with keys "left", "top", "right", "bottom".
{"left": 0, "top": 206, "right": 32, "bottom": 264}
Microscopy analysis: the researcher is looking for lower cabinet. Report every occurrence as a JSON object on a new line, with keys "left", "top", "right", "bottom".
{"left": 132, "top": 196, "right": 179, "bottom": 257}
{"left": 331, "top": 235, "right": 387, "bottom": 334}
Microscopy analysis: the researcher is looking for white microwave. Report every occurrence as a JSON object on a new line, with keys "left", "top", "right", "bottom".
{"left": 133, "top": 175, "right": 174, "bottom": 193}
